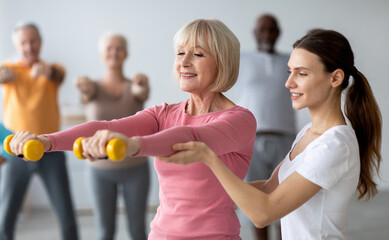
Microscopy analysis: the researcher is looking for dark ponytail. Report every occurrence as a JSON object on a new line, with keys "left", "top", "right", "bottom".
{"left": 345, "top": 70, "right": 382, "bottom": 200}
{"left": 294, "top": 29, "right": 382, "bottom": 200}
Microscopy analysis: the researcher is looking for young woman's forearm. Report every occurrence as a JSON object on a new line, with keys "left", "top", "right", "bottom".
{"left": 205, "top": 156, "right": 274, "bottom": 228}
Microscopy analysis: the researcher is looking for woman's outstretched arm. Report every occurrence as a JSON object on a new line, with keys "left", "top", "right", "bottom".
{"left": 159, "top": 141, "right": 321, "bottom": 228}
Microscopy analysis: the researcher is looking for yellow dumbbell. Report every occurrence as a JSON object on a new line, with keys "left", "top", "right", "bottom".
{"left": 73, "top": 137, "right": 126, "bottom": 161}
{"left": 3, "top": 134, "right": 44, "bottom": 161}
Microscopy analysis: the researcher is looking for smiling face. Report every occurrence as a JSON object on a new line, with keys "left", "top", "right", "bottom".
{"left": 100, "top": 36, "right": 127, "bottom": 68}
{"left": 285, "top": 48, "right": 334, "bottom": 111}
{"left": 175, "top": 43, "right": 218, "bottom": 94}
{"left": 13, "top": 27, "right": 41, "bottom": 66}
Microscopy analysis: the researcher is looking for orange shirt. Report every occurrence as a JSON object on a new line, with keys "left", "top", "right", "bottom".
{"left": 2, "top": 61, "right": 63, "bottom": 134}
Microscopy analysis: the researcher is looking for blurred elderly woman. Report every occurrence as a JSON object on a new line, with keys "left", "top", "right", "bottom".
{"left": 10, "top": 19, "right": 256, "bottom": 239}
{"left": 74, "top": 32, "right": 150, "bottom": 240}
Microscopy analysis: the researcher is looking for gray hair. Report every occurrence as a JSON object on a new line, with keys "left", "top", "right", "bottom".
{"left": 98, "top": 31, "right": 128, "bottom": 53}
{"left": 12, "top": 21, "right": 41, "bottom": 43}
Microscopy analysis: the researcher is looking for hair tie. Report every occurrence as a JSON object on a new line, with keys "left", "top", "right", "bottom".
{"left": 351, "top": 66, "right": 358, "bottom": 76}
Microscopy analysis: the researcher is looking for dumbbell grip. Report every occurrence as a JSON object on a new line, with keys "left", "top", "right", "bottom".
{"left": 73, "top": 137, "right": 126, "bottom": 161}
{"left": 3, "top": 134, "right": 44, "bottom": 161}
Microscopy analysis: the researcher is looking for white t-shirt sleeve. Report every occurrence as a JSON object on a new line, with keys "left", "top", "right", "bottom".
{"left": 296, "top": 132, "right": 351, "bottom": 190}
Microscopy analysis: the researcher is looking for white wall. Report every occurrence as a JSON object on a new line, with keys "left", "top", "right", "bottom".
{"left": 1, "top": 0, "right": 388, "bottom": 209}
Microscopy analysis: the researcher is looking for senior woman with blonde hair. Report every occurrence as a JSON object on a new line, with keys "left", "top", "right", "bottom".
{"left": 9, "top": 19, "right": 256, "bottom": 239}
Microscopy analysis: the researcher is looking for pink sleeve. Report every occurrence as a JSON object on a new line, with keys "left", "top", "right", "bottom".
{"left": 136, "top": 109, "right": 256, "bottom": 157}
{"left": 46, "top": 109, "right": 159, "bottom": 151}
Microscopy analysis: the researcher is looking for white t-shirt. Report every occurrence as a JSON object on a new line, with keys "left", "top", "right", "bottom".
{"left": 278, "top": 123, "right": 360, "bottom": 240}
{"left": 234, "top": 51, "right": 296, "bottom": 134}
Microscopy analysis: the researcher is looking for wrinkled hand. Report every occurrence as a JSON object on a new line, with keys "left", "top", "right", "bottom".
{"left": 158, "top": 141, "right": 218, "bottom": 166}
{"left": 0, "top": 66, "right": 16, "bottom": 83}
{"left": 8, "top": 131, "right": 51, "bottom": 161}
{"left": 81, "top": 130, "right": 140, "bottom": 162}
{"left": 30, "top": 62, "right": 52, "bottom": 79}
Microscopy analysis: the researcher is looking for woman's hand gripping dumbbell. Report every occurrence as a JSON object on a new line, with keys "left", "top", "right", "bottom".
{"left": 3, "top": 133, "right": 45, "bottom": 161}
{"left": 72, "top": 130, "right": 140, "bottom": 162}
{"left": 73, "top": 137, "right": 127, "bottom": 161}
{"left": 3, "top": 130, "right": 139, "bottom": 162}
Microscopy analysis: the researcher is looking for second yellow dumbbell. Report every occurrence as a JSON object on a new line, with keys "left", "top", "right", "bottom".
{"left": 73, "top": 137, "right": 127, "bottom": 161}
{"left": 3, "top": 134, "right": 44, "bottom": 161}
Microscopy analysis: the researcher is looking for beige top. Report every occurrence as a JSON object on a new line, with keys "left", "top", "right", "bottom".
{"left": 83, "top": 80, "right": 148, "bottom": 169}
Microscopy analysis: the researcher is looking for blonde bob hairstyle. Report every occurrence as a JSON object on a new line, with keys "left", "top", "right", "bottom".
{"left": 98, "top": 31, "right": 128, "bottom": 54}
{"left": 173, "top": 19, "right": 240, "bottom": 92}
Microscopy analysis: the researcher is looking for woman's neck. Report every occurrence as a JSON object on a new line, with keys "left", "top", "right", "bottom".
{"left": 186, "top": 92, "right": 235, "bottom": 116}
{"left": 309, "top": 107, "right": 346, "bottom": 135}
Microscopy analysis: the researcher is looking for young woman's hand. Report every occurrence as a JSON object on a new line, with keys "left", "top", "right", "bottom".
{"left": 158, "top": 141, "right": 218, "bottom": 166}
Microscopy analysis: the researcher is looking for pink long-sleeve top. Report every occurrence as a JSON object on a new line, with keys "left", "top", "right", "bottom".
{"left": 47, "top": 101, "right": 256, "bottom": 239}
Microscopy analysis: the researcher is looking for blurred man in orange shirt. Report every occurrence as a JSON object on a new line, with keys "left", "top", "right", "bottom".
{"left": 0, "top": 22, "right": 78, "bottom": 240}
